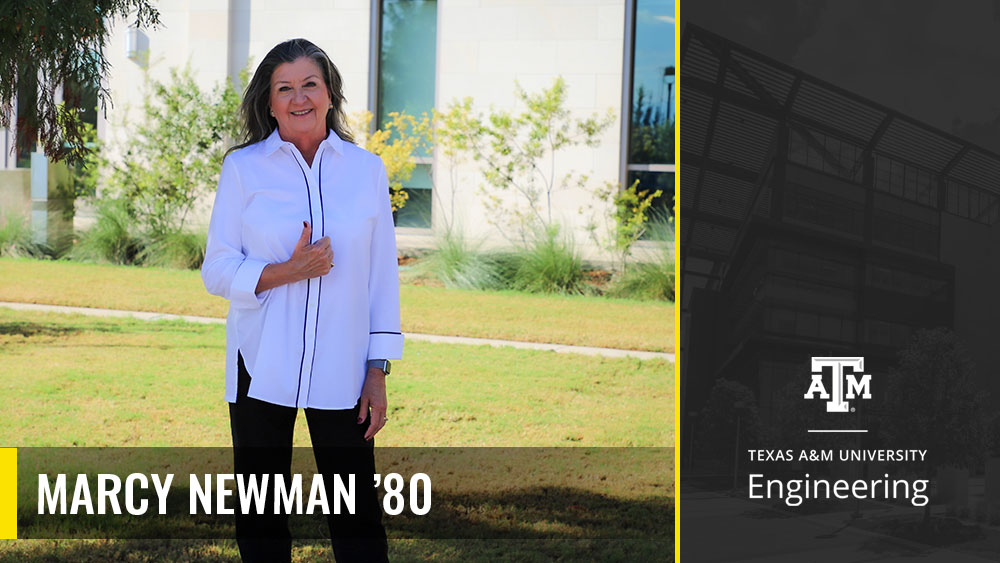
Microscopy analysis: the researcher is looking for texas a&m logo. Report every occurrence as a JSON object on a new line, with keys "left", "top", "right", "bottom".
{"left": 804, "top": 357, "right": 871, "bottom": 413}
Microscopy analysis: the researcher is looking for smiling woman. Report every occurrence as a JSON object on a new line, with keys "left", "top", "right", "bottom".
{"left": 202, "top": 38, "right": 399, "bottom": 563}
{"left": 268, "top": 58, "right": 331, "bottom": 166}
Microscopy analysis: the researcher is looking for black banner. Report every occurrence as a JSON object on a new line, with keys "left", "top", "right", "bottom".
{"left": 16, "top": 447, "right": 671, "bottom": 540}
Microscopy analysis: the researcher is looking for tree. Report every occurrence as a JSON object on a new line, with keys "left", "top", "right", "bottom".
{"left": 432, "top": 98, "right": 480, "bottom": 234}
{"left": 104, "top": 65, "right": 242, "bottom": 237}
{"left": 348, "top": 110, "right": 432, "bottom": 213}
{"left": 0, "top": 0, "right": 160, "bottom": 163}
{"left": 584, "top": 178, "right": 663, "bottom": 275}
{"left": 445, "top": 78, "right": 615, "bottom": 244}
{"left": 880, "top": 328, "right": 990, "bottom": 525}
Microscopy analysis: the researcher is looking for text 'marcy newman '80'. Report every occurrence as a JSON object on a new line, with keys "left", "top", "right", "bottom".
{"left": 36, "top": 472, "right": 432, "bottom": 516}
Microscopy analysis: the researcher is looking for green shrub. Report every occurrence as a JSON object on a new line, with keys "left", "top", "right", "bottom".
{"left": 140, "top": 229, "right": 207, "bottom": 270}
{"left": 608, "top": 258, "right": 674, "bottom": 301}
{"left": 0, "top": 212, "right": 48, "bottom": 258}
{"left": 70, "top": 198, "right": 145, "bottom": 265}
{"left": 490, "top": 251, "right": 523, "bottom": 286}
{"left": 104, "top": 65, "right": 241, "bottom": 238}
{"left": 607, "top": 216, "right": 674, "bottom": 301}
{"left": 419, "top": 231, "right": 506, "bottom": 290}
{"left": 64, "top": 64, "right": 240, "bottom": 270}
{"left": 511, "top": 225, "right": 585, "bottom": 294}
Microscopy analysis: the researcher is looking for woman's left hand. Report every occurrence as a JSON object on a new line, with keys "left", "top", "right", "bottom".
{"left": 359, "top": 368, "right": 388, "bottom": 441}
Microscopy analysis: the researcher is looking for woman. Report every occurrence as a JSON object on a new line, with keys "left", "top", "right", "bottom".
{"left": 202, "top": 38, "right": 401, "bottom": 563}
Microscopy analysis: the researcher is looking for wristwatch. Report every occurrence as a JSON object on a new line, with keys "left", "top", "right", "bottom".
{"left": 367, "top": 359, "right": 391, "bottom": 375}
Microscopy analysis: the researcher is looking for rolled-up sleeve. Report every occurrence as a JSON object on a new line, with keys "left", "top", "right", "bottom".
{"left": 201, "top": 155, "right": 269, "bottom": 309}
{"left": 367, "top": 161, "right": 404, "bottom": 360}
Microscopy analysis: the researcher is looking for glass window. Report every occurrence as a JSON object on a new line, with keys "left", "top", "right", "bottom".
{"left": 393, "top": 164, "right": 433, "bottom": 228}
{"left": 787, "top": 129, "right": 862, "bottom": 182}
{"left": 627, "top": 0, "right": 674, "bottom": 229}
{"left": 627, "top": 170, "right": 673, "bottom": 239}
{"left": 63, "top": 74, "right": 99, "bottom": 132}
{"left": 377, "top": 0, "right": 437, "bottom": 228}
{"left": 629, "top": 0, "right": 674, "bottom": 165}
{"left": 15, "top": 52, "right": 98, "bottom": 169}
{"left": 15, "top": 65, "right": 38, "bottom": 168}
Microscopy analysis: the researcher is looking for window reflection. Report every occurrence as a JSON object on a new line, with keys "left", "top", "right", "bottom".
{"left": 378, "top": 0, "right": 436, "bottom": 228}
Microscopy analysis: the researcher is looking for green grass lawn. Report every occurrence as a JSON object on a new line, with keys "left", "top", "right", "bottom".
{"left": 0, "top": 309, "right": 672, "bottom": 447}
{"left": 0, "top": 308, "right": 673, "bottom": 561}
{"left": 0, "top": 258, "right": 673, "bottom": 353}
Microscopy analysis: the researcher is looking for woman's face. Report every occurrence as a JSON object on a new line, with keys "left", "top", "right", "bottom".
{"left": 269, "top": 57, "right": 331, "bottom": 140}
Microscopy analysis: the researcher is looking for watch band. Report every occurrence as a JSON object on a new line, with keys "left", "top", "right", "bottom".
{"left": 367, "top": 359, "right": 391, "bottom": 375}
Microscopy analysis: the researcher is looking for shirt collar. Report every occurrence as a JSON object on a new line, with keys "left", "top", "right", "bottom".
{"left": 262, "top": 128, "right": 345, "bottom": 157}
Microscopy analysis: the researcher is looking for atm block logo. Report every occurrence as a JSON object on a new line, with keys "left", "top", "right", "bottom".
{"left": 804, "top": 357, "right": 872, "bottom": 413}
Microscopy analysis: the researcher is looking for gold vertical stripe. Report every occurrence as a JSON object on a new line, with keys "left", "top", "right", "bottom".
{"left": 673, "top": 0, "right": 681, "bottom": 560}
{"left": 0, "top": 448, "right": 16, "bottom": 539}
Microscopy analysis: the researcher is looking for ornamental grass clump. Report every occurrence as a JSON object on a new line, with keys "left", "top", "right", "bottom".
{"left": 70, "top": 198, "right": 146, "bottom": 265}
{"left": 0, "top": 212, "right": 49, "bottom": 258}
{"left": 420, "top": 230, "right": 506, "bottom": 290}
{"left": 607, "top": 216, "right": 674, "bottom": 301}
{"left": 140, "top": 229, "right": 207, "bottom": 270}
{"left": 511, "top": 225, "right": 585, "bottom": 294}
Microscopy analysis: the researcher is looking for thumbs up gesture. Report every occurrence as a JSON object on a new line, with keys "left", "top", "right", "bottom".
{"left": 288, "top": 221, "right": 334, "bottom": 279}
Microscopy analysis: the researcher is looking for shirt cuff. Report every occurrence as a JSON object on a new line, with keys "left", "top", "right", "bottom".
{"left": 368, "top": 332, "right": 404, "bottom": 360}
{"left": 229, "top": 259, "right": 269, "bottom": 309}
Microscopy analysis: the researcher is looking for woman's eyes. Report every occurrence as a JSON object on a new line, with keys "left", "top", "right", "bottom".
{"left": 277, "top": 82, "right": 317, "bottom": 92}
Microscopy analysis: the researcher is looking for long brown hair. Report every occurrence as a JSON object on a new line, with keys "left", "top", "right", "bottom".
{"left": 228, "top": 38, "right": 354, "bottom": 155}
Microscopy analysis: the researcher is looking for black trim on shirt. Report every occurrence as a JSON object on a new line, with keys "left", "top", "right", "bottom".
{"left": 306, "top": 150, "right": 328, "bottom": 404}
{"left": 291, "top": 154, "right": 315, "bottom": 407}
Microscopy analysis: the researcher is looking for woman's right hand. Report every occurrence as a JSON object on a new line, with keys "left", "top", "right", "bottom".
{"left": 287, "top": 221, "right": 333, "bottom": 280}
{"left": 255, "top": 222, "right": 333, "bottom": 294}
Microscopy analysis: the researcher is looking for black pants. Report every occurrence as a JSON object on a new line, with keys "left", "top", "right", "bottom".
{"left": 230, "top": 352, "right": 388, "bottom": 563}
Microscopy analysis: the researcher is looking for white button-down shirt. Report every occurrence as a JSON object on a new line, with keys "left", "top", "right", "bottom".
{"left": 202, "top": 129, "right": 404, "bottom": 409}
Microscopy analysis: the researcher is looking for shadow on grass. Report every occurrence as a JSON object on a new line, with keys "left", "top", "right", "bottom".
{"left": 0, "top": 322, "right": 81, "bottom": 338}
{"left": 389, "top": 487, "right": 673, "bottom": 540}
{"left": 1, "top": 538, "right": 674, "bottom": 562}
{"left": 10, "top": 487, "right": 674, "bottom": 560}
{"left": 0, "top": 320, "right": 209, "bottom": 342}
{"left": 0, "top": 539, "right": 240, "bottom": 563}
{"left": 22, "top": 486, "right": 673, "bottom": 541}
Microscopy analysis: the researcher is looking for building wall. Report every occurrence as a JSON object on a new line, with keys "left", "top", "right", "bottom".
{"left": 434, "top": 0, "right": 625, "bottom": 250}
{"left": 94, "top": 0, "right": 628, "bottom": 259}
{"left": 0, "top": 170, "right": 31, "bottom": 219}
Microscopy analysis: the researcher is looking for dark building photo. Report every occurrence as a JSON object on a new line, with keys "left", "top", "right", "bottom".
{"left": 680, "top": 13, "right": 1000, "bottom": 563}
{"left": 681, "top": 22, "right": 1000, "bottom": 420}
